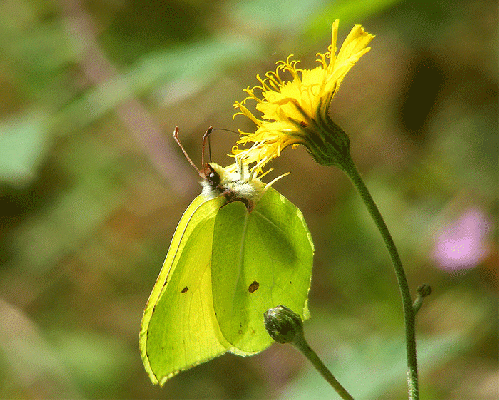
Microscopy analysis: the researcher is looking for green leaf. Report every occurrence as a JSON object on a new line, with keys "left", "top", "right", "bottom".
{"left": 305, "top": 0, "right": 402, "bottom": 43}
{"left": 53, "top": 35, "right": 262, "bottom": 135}
{"left": 0, "top": 111, "right": 50, "bottom": 187}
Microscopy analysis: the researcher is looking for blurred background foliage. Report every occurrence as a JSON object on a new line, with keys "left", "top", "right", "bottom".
{"left": 0, "top": 0, "right": 497, "bottom": 398}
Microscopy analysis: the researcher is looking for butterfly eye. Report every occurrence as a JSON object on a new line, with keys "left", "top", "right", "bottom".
{"left": 205, "top": 164, "right": 221, "bottom": 189}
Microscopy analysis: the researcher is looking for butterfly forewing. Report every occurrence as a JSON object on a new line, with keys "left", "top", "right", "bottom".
{"left": 140, "top": 195, "right": 229, "bottom": 385}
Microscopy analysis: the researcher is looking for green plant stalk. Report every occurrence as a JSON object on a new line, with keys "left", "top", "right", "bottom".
{"left": 341, "top": 156, "right": 419, "bottom": 400}
{"left": 292, "top": 335, "right": 355, "bottom": 400}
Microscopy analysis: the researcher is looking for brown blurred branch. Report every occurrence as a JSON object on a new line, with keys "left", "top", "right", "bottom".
{"left": 58, "top": 0, "right": 196, "bottom": 194}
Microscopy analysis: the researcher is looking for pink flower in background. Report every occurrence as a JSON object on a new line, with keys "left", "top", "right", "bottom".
{"left": 433, "top": 208, "right": 492, "bottom": 272}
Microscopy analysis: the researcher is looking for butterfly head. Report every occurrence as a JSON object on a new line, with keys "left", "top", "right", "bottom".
{"left": 200, "top": 161, "right": 265, "bottom": 207}
{"left": 173, "top": 126, "right": 273, "bottom": 209}
{"left": 202, "top": 163, "right": 222, "bottom": 192}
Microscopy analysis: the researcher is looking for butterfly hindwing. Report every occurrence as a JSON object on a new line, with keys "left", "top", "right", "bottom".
{"left": 211, "top": 187, "right": 314, "bottom": 354}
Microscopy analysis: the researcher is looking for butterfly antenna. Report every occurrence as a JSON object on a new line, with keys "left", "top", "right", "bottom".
{"left": 216, "top": 128, "right": 239, "bottom": 135}
{"left": 173, "top": 126, "right": 203, "bottom": 178}
{"left": 201, "top": 126, "right": 214, "bottom": 167}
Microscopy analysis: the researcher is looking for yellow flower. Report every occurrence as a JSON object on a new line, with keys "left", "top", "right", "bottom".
{"left": 233, "top": 20, "right": 374, "bottom": 169}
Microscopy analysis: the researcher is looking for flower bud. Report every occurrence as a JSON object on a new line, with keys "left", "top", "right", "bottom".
{"left": 263, "top": 305, "right": 304, "bottom": 344}
{"left": 417, "top": 284, "right": 432, "bottom": 298}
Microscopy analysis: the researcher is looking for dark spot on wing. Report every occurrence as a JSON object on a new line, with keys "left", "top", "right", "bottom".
{"left": 181, "top": 286, "right": 188, "bottom": 293}
{"left": 248, "top": 281, "right": 259, "bottom": 293}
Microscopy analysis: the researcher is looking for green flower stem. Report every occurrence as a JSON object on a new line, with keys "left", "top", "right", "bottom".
{"left": 292, "top": 335, "right": 355, "bottom": 400}
{"left": 341, "top": 156, "right": 419, "bottom": 400}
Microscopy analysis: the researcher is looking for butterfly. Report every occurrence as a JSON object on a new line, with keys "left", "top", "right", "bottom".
{"left": 140, "top": 126, "right": 314, "bottom": 385}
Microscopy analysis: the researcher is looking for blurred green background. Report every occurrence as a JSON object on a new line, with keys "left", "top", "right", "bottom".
{"left": 0, "top": 0, "right": 497, "bottom": 398}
